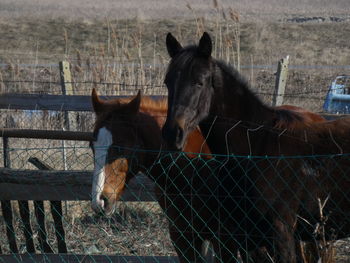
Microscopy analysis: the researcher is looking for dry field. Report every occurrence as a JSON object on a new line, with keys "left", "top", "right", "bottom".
{"left": 0, "top": 0, "right": 349, "bottom": 21}
{"left": 0, "top": 0, "right": 350, "bottom": 261}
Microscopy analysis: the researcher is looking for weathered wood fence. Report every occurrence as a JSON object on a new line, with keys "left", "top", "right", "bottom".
{"left": 0, "top": 71, "right": 167, "bottom": 261}
{"left": 0, "top": 96, "right": 173, "bottom": 262}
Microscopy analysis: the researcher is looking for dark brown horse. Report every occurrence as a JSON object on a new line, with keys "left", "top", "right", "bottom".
{"left": 91, "top": 89, "right": 217, "bottom": 262}
{"left": 162, "top": 32, "right": 350, "bottom": 262}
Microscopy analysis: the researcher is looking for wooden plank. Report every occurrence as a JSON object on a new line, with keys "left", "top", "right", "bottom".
{"left": 0, "top": 128, "right": 94, "bottom": 141}
{"left": 0, "top": 168, "right": 91, "bottom": 185}
{"left": 0, "top": 168, "right": 156, "bottom": 201}
{"left": 0, "top": 93, "right": 166, "bottom": 111}
{"left": 0, "top": 254, "right": 179, "bottom": 263}
{"left": 0, "top": 183, "right": 91, "bottom": 201}
{"left": 272, "top": 56, "right": 289, "bottom": 106}
{"left": 0, "top": 94, "right": 96, "bottom": 111}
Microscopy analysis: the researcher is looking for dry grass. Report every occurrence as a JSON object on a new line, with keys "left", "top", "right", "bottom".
{"left": 0, "top": 200, "right": 174, "bottom": 256}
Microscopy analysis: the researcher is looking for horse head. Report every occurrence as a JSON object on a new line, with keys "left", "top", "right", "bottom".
{"left": 91, "top": 88, "right": 142, "bottom": 216}
{"left": 162, "top": 32, "right": 215, "bottom": 150}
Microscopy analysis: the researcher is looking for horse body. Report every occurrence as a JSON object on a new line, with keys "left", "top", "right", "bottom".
{"left": 162, "top": 32, "right": 350, "bottom": 262}
{"left": 91, "top": 89, "right": 217, "bottom": 262}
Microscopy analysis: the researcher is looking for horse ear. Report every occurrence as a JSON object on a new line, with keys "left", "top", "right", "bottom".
{"left": 127, "top": 90, "right": 141, "bottom": 114}
{"left": 198, "top": 32, "right": 212, "bottom": 58}
{"left": 91, "top": 88, "right": 103, "bottom": 114}
{"left": 166, "top": 33, "right": 183, "bottom": 58}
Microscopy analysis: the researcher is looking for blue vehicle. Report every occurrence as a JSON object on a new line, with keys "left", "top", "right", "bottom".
{"left": 323, "top": 75, "right": 350, "bottom": 114}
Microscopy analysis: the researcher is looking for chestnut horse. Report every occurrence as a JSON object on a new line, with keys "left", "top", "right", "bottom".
{"left": 162, "top": 32, "right": 350, "bottom": 263}
{"left": 91, "top": 89, "right": 217, "bottom": 262}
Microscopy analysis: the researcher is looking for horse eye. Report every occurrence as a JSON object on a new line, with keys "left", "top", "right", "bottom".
{"left": 196, "top": 82, "right": 204, "bottom": 87}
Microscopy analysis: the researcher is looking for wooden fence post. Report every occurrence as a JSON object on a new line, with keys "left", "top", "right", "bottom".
{"left": 59, "top": 60, "right": 74, "bottom": 214}
{"left": 3, "top": 137, "right": 10, "bottom": 168}
{"left": 59, "top": 61, "right": 75, "bottom": 172}
{"left": 1, "top": 137, "right": 19, "bottom": 253}
{"left": 272, "top": 55, "right": 289, "bottom": 106}
{"left": 59, "top": 61, "right": 75, "bottom": 130}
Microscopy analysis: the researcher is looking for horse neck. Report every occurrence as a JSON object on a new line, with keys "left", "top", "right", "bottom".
{"left": 200, "top": 62, "right": 274, "bottom": 155}
{"left": 135, "top": 105, "right": 166, "bottom": 171}
{"left": 214, "top": 62, "right": 272, "bottom": 122}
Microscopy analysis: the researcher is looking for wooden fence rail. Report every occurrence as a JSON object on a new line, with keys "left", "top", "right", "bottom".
{"left": 0, "top": 93, "right": 165, "bottom": 111}
{"left": 0, "top": 168, "right": 156, "bottom": 201}
{"left": 0, "top": 254, "right": 179, "bottom": 263}
{"left": 1, "top": 128, "right": 94, "bottom": 141}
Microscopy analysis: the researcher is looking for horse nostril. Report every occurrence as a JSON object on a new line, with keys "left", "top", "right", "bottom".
{"left": 92, "top": 195, "right": 105, "bottom": 213}
{"left": 175, "top": 126, "right": 185, "bottom": 150}
{"left": 176, "top": 126, "right": 184, "bottom": 142}
{"left": 101, "top": 196, "right": 108, "bottom": 205}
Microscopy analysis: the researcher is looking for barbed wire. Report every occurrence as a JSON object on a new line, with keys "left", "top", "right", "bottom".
{"left": 2, "top": 61, "right": 350, "bottom": 70}
{"left": 1, "top": 78, "right": 332, "bottom": 100}
{"left": 1, "top": 79, "right": 166, "bottom": 89}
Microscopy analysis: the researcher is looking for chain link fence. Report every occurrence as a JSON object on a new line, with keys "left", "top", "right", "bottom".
{"left": 0, "top": 142, "right": 349, "bottom": 262}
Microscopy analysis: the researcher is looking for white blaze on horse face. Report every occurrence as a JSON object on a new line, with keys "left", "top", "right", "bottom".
{"left": 92, "top": 127, "right": 113, "bottom": 213}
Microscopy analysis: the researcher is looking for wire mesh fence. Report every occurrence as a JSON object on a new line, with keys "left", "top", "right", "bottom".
{"left": 0, "top": 143, "right": 349, "bottom": 262}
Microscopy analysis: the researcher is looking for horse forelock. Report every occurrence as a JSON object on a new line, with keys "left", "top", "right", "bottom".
{"left": 166, "top": 46, "right": 196, "bottom": 78}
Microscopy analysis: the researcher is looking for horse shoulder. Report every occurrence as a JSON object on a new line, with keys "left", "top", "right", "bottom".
{"left": 183, "top": 127, "right": 212, "bottom": 159}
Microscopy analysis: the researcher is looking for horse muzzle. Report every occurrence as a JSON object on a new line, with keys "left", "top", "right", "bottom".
{"left": 92, "top": 193, "right": 116, "bottom": 217}
{"left": 91, "top": 194, "right": 105, "bottom": 213}
{"left": 162, "top": 117, "right": 187, "bottom": 151}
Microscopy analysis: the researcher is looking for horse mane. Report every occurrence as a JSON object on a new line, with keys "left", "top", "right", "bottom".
{"left": 166, "top": 46, "right": 197, "bottom": 72}
{"left": 212, "top": 58, "right": 350, "bottom": 154}
{"left": 215, "top": 59, "right": 307, "bottom": 130}
{"left": 139, "top": 96, "right": 167, "bottom": 116}
{"left": 96, "top": 95, "right": 167, "bottom": 116}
